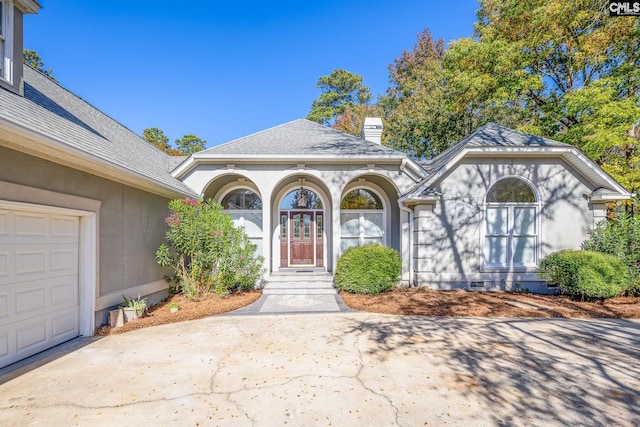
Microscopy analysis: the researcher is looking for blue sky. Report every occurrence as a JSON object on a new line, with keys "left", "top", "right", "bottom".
{"left": 24, "top": 1, "right": 479, "bottom": 148}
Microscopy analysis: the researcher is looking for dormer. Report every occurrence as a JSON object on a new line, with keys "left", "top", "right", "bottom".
{"left": 0, "top": 0, "right": 40, "bottom": 95}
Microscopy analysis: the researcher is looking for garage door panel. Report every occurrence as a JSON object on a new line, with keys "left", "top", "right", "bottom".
{"left": 52, "top": 310, "right": 79, "bottom": 340}
{"left": 2, "top": 276, "right": 78, "bottom": 324}
{"left": 0, "top": 244, "right": 78, "bottom": 286}
{"left": 0, "top": 207, "right": 80, "bottom": 369}
{"left": 0, "top": 306, "right": 79, "bottom": 367}
{"left": 0, "top": 211, "right": 79, "bottom": 244}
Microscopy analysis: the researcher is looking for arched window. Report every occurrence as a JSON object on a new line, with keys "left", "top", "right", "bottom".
{"left": 221, "top": 189, "right": 263, "bottom": 255}
{"left": 484, "top": 178, "right": 538, "bottom": 268}
{"left": 340, "top": 189, "right": 385, "bottom": 253}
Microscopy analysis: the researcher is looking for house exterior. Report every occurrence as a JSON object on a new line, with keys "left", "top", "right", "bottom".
{"left": 0, "top": 1, "right": 632, "bottom": 368}
{"left": 174, "top": 119, "right": 632, "bottom": 294}
{"left": 0, "top": 0, "right": 196, "bottom": 368}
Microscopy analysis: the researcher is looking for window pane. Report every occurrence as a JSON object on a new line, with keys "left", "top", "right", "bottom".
{"left": 485, "top": 237, "right": 508, "bottom": 265}
{"left": 362, "top": 212, "right": 384, "bottom": 237}
{"left": 280, "top": 189, "right": 322, "bottom": 209}
{"left": 317, "top": 214, "right": 323, "bottom": 239}
{"left": 341, "top": 189, "right": 382, "bottom": 209}
{"left": 363, "top": 237, "right": 384, "bottom": 246}
{"left": 293, "top": 214, "right": 300, "bottom": 238}
{"left": 243, "top": 212, "right": 262, "bottom": 237}
{"left": 514, "top": 207, "right": 535, "bottom": 235}
{"left": 303, "top": 214, "right": 311, "bottom": 238}
{"left": 280, "top": 214, "right": 287, "bottom": 239}
{"left": 487, "top": 178, "right": 536, "bottom": 203}
{"left": 222, "top": 189, "right": 262, "bottom": 210}
{"left": 485, "top": 207, "right": 508, "bottom": 235}
{"left": 340, "top": 213, "right": 360, "bottom": 237}
{"left": 341, "top": 238, "right": 360, "bottom": 253}
{"left": 513, "top": 237, "right": 535, "bottom": 264}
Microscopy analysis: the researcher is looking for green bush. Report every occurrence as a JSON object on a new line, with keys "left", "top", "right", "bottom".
{"left": 539, "top": 250, "right": 630, "bottom": 300}
{"left": 155, "top": 198, "right": 264, "bottom": 299}
{"left": 335, "top": 244, "right": 401, "bottom": 294}
{"left": 582, "top": 213, "right": 640, "bottom": 296}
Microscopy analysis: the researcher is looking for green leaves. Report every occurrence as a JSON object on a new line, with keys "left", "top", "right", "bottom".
{"left": 156, "top": 198, "right": 264, "bottom": 299}
{"left": 307, "top": 69, "right": 373, "bottom": 130}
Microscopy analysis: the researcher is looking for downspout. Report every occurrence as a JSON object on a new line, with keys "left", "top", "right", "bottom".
{"left": 398, "top": 202, "right": 415, "bottom": 286}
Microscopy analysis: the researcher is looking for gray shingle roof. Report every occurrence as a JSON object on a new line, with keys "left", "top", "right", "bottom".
{"left": 0, "top": 65, "right": 195, "bottom": 196}
{"left": 200, "top": 119, "right": 407, "bottom": 159}
{"left": 420, "top": 122, "right": 571, "bottom": 175}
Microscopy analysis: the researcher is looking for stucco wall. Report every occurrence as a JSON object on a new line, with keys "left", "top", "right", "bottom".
{"left": 182, "top": 161, "right": 417, "bottom": 280}
{"left": 0, "top": 146, "right": 171, "bottom": 312}
{"left": 414, "top": 157, "right": 600, "bottom": 292}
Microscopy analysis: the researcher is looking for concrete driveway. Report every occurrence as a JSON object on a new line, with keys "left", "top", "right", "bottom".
{"left": 1, "top": 313, "right": 639, "bottom": 426}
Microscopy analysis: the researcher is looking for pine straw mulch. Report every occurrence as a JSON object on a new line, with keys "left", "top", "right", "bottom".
{"left": 95, "top": 291, "right": 261, "bottom": 336}
{"left": 96, "top": 288, "right": 640, "bottom": 336}
{"left": 340, "top": 288, "right": 640, "bottom": 319}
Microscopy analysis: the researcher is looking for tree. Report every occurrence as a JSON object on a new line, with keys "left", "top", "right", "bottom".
{"left": 333, "top": 104, "right": 384, "bottom": 137}
{"left": 307, "top": 69, "right": 373, "bottom": 129}
{"left": 453, "top": 0, "right": 640, "bottom": 207}
{"left": 175, "top": 134, "right": 206, "bottom": 155}
{"left": 143, "top": 127, "right": 170, "bottom": 151}
{"left": 23, "top": 49, "right": 57, "bottom": 82}
{"left": 380, "top": 29, "right": 462, "bottom": 158}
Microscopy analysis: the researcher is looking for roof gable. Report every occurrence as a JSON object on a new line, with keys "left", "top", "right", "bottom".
{"left": 405, "top": 123, "right": 631, "bottom": 201}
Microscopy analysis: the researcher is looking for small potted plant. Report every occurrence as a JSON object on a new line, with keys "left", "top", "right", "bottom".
{"left": 168, "top": 302, "right": 180, "bottom": 313}
{"left": 122, "top": 295, "right": 147, "bottom": 322}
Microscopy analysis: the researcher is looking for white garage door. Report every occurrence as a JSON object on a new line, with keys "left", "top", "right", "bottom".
{"left": 0, "top": 207, "right": 80, "bottom": 369}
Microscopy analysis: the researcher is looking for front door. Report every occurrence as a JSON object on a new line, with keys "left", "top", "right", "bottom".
{"left": 280, "top": 210, "right": 324, "bottom": 267}
{"left": 290, "top": 211, "right": 314, "bottom": 265}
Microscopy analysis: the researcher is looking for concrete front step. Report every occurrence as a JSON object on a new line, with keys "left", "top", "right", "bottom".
{"left": 263, "top": 273, "right": 337, "bottom": 295}
{"left": 263, "top": 288, "right": 338, "bottom": 295}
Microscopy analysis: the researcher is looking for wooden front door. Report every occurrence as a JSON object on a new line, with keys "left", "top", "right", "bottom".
{"left": 280, "top": 210, "right": 324, "bottom": 267}
{"left": 290, "top": 211, "right": 314, "bottom": 265}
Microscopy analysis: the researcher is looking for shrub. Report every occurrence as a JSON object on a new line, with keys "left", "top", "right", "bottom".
{"left": 335, "top": 244, "right": 401, "bottom": 294}
{"left": 539, "top": 250, "right": 630, "bottom": 300}
{"left": 155, "top": 198, "right": 264, "bottom": 299}
{"left": 582, "top": 213, "right": 640, "bottom": 296}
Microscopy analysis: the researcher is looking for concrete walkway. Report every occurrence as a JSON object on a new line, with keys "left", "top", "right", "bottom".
{"left": 1, "top": 313, "right": 639, "bottom": 426}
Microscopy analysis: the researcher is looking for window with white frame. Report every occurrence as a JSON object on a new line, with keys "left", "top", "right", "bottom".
{"left": 221, "top": 189, "right": 263, "bottom": 255}
{"left": 484, "top": 178, "right": 538, "bottom": 268}
{"left": 0, "top": 0, "right": 13, "bottom": 83}
{"left": 340, "top": 188, "right": 385, "bottom": 253}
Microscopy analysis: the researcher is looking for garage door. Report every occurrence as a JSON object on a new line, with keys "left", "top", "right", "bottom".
{"left": 0, "top": 207, "right": 80, "bottom": 369}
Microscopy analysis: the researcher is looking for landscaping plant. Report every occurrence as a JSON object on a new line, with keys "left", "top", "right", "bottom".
{"left": 582, "top": 213, "right": 640, "bottom": 296}
{"left": 335, "top": 244, "right": 401, "bottom": 295}
{"left": 155, "top": 198, "right": 264, "bottom": 299}
{"left": 539, "top": 250, "right": 630, "bottom": 300}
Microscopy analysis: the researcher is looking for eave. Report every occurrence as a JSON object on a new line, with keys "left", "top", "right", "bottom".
{"left": 171, "top": 152, "right": 410, "bottom": 179}
{"left": 0, "top": 118, "right": 195, "bottom": 199}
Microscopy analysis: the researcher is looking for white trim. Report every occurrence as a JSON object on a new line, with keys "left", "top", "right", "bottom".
{"left": 0, "top": 199, "right": 97, "bottom": 338}
{"left": 14, "top": 0, "right": 41, "bottom": 14}
{"left": 411, "top": 146, "right": 632, "bottom": 200}
{"left": 0, "top": 0, "right": 14, "bottom": 85}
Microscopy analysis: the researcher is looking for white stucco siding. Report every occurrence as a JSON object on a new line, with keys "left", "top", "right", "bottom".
{"left": 180, "top": 161, "right": 418, "bottom": 276}
{"left": 414, "top": 157, "right": 598, "bottom": 291}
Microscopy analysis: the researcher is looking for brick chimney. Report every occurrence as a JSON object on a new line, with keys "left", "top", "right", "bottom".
{"left": 362, "top": 117, "right": 383, "bottom": 144}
